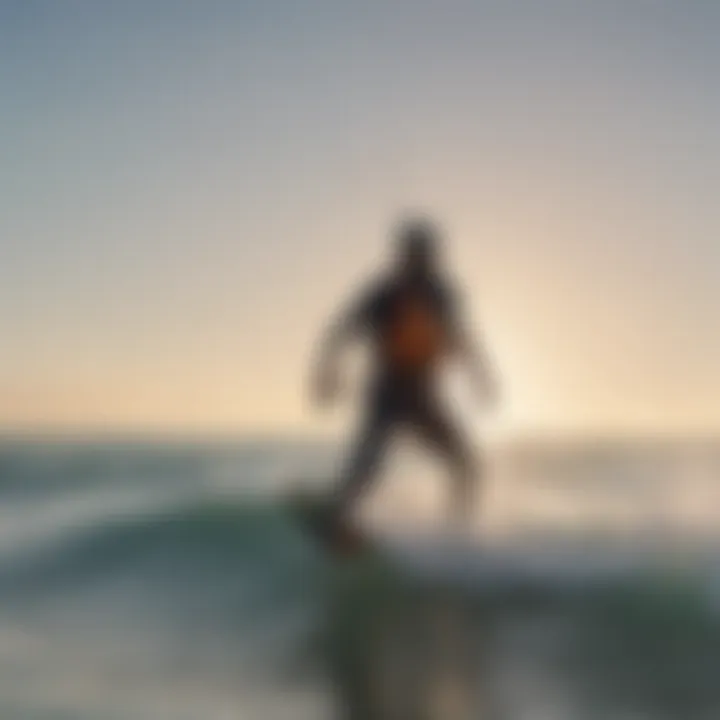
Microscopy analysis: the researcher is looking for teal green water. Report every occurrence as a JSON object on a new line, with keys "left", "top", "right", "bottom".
{"left": 0, "top": 439, "right": 719, "bottom": 719}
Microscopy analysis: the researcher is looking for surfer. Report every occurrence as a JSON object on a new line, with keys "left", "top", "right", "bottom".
{"left": 311, "top": 215, "right": 498, "bottom": 543}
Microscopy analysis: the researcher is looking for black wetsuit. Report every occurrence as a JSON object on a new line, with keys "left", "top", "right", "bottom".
{"left": 333, "top": 272, "right": 476, "bottom": 517}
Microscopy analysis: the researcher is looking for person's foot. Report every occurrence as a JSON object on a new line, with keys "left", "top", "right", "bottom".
{"left": 320, "top": 505, "right": 365, "bottom": 556}
{"left": 330, "top": 518, "right": 366, "bottom": 556}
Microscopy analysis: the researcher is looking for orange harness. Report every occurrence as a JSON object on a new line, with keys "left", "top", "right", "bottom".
{"left": 380, "top": 295, "right": 447, "bottom": 370}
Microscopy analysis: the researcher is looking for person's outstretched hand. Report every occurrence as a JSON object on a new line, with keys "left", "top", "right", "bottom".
{"left": 312, "top": 363, "right": 341, "bottom": 407}
{"left": 471, "top": 368, "right": 499, "bottom": 411}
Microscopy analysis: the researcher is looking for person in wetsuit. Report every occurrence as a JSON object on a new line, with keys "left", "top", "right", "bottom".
{"left": 311, "top": 216, "right": 498, "bottom": 536}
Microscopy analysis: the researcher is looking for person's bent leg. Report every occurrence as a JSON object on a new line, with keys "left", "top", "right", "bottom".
{"left": 329, "top": 407, "right": 393, "bottom": 523}
{"left": 411, "top": 401, "right": 480, "bottom": 525}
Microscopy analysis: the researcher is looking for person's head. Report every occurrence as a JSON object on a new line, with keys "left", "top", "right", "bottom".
{"left": 393, "top": 216, "right": 441, "bottom": 279}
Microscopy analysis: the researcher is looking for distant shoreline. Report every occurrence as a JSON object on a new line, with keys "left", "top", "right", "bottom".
{"left": 1, "top": 428, "right": 719, "bottom": 452}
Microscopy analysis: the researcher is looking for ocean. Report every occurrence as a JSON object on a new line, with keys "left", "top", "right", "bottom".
{"left": 0, "top": 436, "right": 719, "bottom": 720}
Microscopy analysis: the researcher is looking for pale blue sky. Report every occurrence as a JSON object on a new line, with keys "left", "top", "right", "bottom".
{"left": 1, "top": 1, "right": 719, "bottom": 434}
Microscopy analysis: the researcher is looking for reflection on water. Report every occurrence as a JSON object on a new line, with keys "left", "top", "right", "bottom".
{"left": 317, "top": 544, "right": 720, "bottom": 720}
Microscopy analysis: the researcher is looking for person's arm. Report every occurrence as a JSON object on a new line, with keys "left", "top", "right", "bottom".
{"left": 310, "top": 288, "right": 374, "bottom": 406}
{"left": 456, "top": 327, "right": 499, "bottom": 407}
{"left": 446, "top": 288, "right": 500, "bottom": 408}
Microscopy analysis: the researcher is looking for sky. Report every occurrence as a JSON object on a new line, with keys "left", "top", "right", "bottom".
{"left": 1, "top": 0, "right": 719, "bottom": 437}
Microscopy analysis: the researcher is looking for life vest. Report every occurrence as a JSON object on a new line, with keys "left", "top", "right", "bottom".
{"left": 380, "top": 291, "right": 447, "bottom": 370}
